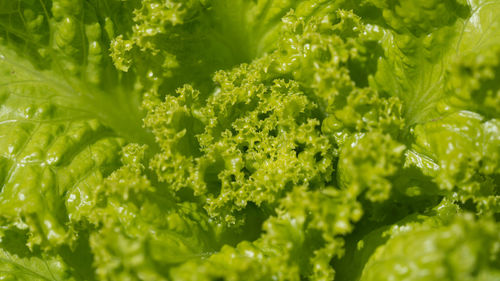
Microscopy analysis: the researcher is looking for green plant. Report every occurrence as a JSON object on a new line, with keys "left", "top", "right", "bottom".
{"left": 0, "top": 0, "right": 498, "bottom": 280}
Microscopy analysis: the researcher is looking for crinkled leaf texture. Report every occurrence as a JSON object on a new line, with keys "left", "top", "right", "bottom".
{"left": 0, "top": 0, "right": 499, "bottom": 280}
{"left": 0, "top": 246, "right": 74, "bottom": 281}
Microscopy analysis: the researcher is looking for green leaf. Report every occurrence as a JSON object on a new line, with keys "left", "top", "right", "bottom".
{"left": 0, "top": 48, "right": 126, "bottom": 249}
{"left": 444, "top": 0, "right": 500, "bottom": 118}
{"left": 0, "top": 249, "right": 74, "bottom": 281}
{"left": 455, "top": 0, "right": 500, "bottom": 53}
{"left": 411, "top": 111, "right": 500, "bottom": 214}
{"left": 359, "top": 213, "right": 500, "bottom": 281}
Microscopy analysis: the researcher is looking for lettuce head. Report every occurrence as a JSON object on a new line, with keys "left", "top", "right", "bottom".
{"left": 0, "top": 0, "right": 498, "bottom": 280}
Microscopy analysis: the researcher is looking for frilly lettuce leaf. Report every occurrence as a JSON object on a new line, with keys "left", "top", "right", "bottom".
{"left": 359, "top": 211, "right": 500, "bottom": 281}
{"left": 412, "top": 111, "right": 499, "bottom": 212}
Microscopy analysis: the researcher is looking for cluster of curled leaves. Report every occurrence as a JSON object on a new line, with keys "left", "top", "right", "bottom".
{"left": 0, "top": 0, "right": 499, "bottom": 280}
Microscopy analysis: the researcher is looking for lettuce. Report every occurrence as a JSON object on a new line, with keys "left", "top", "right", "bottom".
{"left": 0, "top": 0, "right": 498, "bottom": 280}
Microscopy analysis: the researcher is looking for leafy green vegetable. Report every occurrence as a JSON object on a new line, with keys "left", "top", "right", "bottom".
{"left": 0, "top": 0, "right": 498, "bottom": 280}
{"left": 359, "top": 204, "right": 500, "bottom": 281}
